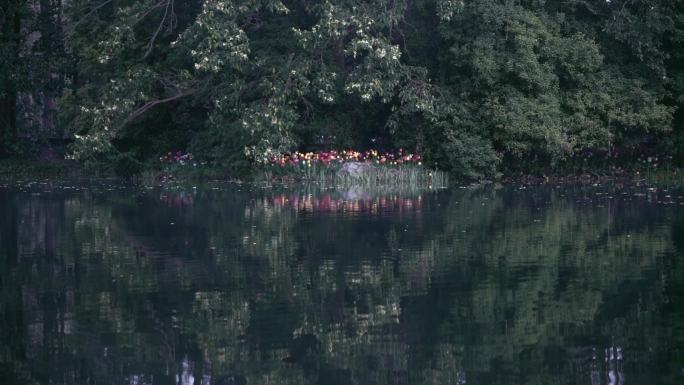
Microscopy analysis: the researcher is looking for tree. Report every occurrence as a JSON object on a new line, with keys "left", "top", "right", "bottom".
{"left": 63, "top": 1, "right": 434, "bottom": 170}
{"left": 57, "top": 0, "right": 681, "bottom": 178}
{"left": 0, "top": 1, "right": 23, "bottom": 156}
{"left": 664, "top": 1, "right": 684, "bottom": 160}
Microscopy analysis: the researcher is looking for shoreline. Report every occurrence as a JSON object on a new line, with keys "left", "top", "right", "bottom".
{"left": 2, "top": 158, "right": 683, "bottom": 187}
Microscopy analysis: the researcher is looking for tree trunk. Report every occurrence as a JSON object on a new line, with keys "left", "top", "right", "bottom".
{"left": 0, "top": 98, "right": 17, "bottom": 157}
{"left": 0, "top": 6, "right": 20, "bottom": 157}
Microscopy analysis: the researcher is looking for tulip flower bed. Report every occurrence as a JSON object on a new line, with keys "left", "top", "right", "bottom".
{"left": 269, "top": 149, "right": 422, "bottom": 167}
{"left": 160, "top": 151, "right": 198, "bottom": 167}
{"left": 264, "top": 149, "right": 447, "bottom": 188}
{"left": 153, "top": 149, "right": 447, "bottom": 187}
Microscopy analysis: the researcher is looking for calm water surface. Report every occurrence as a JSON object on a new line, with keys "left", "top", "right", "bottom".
{"left": 1, "top": 182, "right": 683, "bottom": 385}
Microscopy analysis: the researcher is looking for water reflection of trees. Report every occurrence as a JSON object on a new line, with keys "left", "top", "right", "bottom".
{"left": 0, "top": 185, "right": 682, "bottom": 384}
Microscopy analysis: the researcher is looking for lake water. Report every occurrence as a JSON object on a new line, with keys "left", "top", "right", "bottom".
{"left": 1, "top": 181, "right": 683, "bottom": 385}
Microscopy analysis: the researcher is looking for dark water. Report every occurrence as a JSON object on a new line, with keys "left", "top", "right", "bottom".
{"left": 1, "top": 181, "right": 683, "bottom": 385}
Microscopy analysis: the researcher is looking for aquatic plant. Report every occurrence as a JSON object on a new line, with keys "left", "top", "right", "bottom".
{"left": 263, "top": 149, "right": 447, "bottom": 188}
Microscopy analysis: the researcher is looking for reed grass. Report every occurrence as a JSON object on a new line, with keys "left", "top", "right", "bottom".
{"left": 637, "top": 166, "right": 684, "bottom": 185}
{"left": 259, "top": 162, "right": 448, "bottom": 189}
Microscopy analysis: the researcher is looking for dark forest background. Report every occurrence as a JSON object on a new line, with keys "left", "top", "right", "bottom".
{"left": 1, "top": 0, "right": 683, "bottom": 178}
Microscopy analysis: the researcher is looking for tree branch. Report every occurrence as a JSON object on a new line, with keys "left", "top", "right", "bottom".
{"left": 143, "top": 0, "right": 173, "bottom": 58}
{"left": 66, "top": 0, "right": 113, "bottom": 36}
{"left": 121, "top": 86, "right": 197, "bottom": 128}
{"left": 132, "top": 0, "right": 168, "bottom": 26}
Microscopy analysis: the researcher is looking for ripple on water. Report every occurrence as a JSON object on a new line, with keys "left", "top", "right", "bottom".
{"left": 0, "top": 183, "right": 682, "bottom": 384}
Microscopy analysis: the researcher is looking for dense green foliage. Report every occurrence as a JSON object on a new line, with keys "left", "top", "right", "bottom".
{"left": 2, "top": 0, "right": 684, "bottom": 178}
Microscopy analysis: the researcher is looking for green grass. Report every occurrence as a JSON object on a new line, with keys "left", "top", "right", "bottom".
{"left": 0, "top": 158, "right": 77, "bottom": 181}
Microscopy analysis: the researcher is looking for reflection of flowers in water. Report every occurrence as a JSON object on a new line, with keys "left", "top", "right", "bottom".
{"left": 160, "top": 190, "right": 196, "bottom": 207}
{"left": 268, "top": 192, "right": 423, "bottom": 215}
